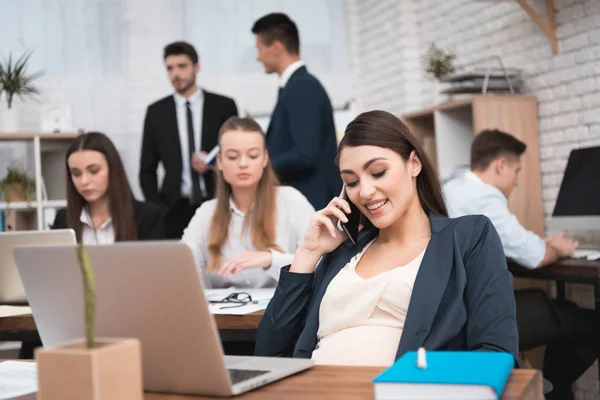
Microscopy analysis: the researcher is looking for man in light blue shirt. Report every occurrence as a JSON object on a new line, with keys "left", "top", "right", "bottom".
{"left": 444, "top": 129, "right": 578, "bottom": 269}
{"left": 444, "top": 129, "right": 596, "bottom": 400}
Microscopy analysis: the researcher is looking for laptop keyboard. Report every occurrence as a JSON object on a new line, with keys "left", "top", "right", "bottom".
{"left": 228, "top": 369, "right": 271, "bottom": 384}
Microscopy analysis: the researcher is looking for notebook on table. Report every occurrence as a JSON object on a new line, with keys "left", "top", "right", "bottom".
{"left": 373, "top": 351, "right": 514, "bottom": 400}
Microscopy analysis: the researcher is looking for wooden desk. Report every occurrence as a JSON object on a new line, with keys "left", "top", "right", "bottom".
{"left": 0, "top": 311, "right": 264, "bottom": 357}
{"left": 0, "top": 365, "right": 545, "bottom": 400}
{"left": 507, "top": 258, "right": 600, "bottom": 313}
{"left": 143, "top": 366, "right": 543, "bottom": 400}
{"left": 0, "top": 311, "right": 263, "bottom": 332}
{"left": 508, "top": 258, "right": 600, "bottom": 394}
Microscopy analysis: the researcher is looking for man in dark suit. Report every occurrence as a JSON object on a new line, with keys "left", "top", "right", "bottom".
{"left": 140, "top": 41, "right": 238, "bottom": 239}
{"left": 252, "top": 13, "right": 342, "bottom": 210}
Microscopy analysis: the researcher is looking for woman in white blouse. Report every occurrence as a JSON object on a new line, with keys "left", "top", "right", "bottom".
{"left": 181, "top": 117, "right": 315, "bottom": 288}
{"left": 52, "top": 132, "right": 164, "bottom": 244}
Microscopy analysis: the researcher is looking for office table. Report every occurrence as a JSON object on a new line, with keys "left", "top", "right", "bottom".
{"left": 508, "top": 257, "right": 600, "bottom": 395}
{"left": 0, "top": 311, "right": 264, "bottom": 358}
{"left": 142, "top": 366, "right": 543, "bottom": 400}
{"left": 10, "top": 365, "right": 542, "bottom": 400}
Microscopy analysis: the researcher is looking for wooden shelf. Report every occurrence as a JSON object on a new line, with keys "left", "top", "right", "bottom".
{"left": 403, "top": 95, "right": 543, "bottom": 237}
{"left": 404, "top": 95, "right": 546, "bottom": 294}
{"left": 0, "top": 132, "right": 81, "bottom": 141}
{"left": 403, "top": 106, "right": 436, "bottom": 120}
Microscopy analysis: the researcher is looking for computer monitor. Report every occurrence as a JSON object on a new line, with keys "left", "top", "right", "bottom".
{"left": 547, "top": 146, "right": 600, "bottom": 231}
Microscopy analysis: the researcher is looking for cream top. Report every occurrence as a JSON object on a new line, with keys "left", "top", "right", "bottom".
{"left": 312, "top": 239, "right": 425, "bottom": 367}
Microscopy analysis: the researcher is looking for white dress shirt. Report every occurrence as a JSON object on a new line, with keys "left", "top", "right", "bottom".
{"left": 173, "top": 89, "right": 207, "bottom": 198}
{"left": 278, "top": 60, "right": 306, "bottom": 88}
{"left": 443, "top": 170, "right": 546, "bottom": 269}
{"left": 80, "top": 209, "right": 115, "bottom": 245}
{"left": 181, "top": 186, "right": 315, "bottom": 288}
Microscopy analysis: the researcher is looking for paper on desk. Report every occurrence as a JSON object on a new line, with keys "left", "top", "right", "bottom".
{"left": 571, "top": 250, "right": 600, "bottom": 261}
{"left": 209, "top": 303, "right": 266, "bottom": 315}
{"left": 0, "top": 306, "right": 32, "bottom": 318}
{"left": 204, "top": 288, "right": 274, "bottom": 315}
{"left": 0, "top": 361, "right": 37, "bottom": 399}
{"left": 205, "top": 288, "right": 275, "bottom": 302}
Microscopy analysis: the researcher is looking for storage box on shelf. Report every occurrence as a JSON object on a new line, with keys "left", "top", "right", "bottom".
{"left": 0, "top": 132, "right": 80, "bottom": 231}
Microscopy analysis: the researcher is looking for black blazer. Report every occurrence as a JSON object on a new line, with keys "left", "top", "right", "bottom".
{"left": 266, "top": 66, "right": 342, "bottom": 210}
{"left": 255, "top": 213, "right": 519, "bottom": 363}
{"left": 52, "top": 200, "right": 165, "bottom": 241}
{"left": 139, "top": 90, "right": 238, "bottom": 212}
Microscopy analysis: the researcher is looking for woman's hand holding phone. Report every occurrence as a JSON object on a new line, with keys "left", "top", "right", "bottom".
{"left": 290, "top": 190, "right": 352, "bottom": 274}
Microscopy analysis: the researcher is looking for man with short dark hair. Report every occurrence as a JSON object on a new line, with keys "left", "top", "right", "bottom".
{"left": 444, "top": 129, "right": 577, "bottom": 268}
{"left": 139, "top": 41, "right": 238, "bottom": 239}
{"left": 445, "top": 129, "right": 598, "bottom": 400}
{"left": 251, "top": 13, "right": 341, "bottom": 210}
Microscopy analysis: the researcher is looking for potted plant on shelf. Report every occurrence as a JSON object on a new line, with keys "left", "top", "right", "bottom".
{"left": 36, "top": 244, "right": 143, "bottom": 400}
{"left": 0, "top": 166, "right": 35, "bottom": 203}
{"left": 422, "top": 43, "right": 456, "bottom": 104}
{"left": 0, "top": 51, "right": 43, "bottom": 133}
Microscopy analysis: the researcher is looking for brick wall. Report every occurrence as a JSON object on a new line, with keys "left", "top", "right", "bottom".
{"left": 346, "top": 0, "right": 600, "bottom": 397}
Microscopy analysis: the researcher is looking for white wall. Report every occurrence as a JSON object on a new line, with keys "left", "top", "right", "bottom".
{"left": 0, "top": 0, "right": 352, "bottom": 197}
{"left": 346, "top": 0, "right": 600, "bottom": 397}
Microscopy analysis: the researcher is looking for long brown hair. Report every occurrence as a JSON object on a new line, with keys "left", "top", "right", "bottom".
{"left": 65, "top": 132, "right": 137, "bottom": 242}
{"left": 338, "top": 110, "right": 448, "bottom": 217}
{"left": 207, "top": 117, "right": 283, "bottom": 272}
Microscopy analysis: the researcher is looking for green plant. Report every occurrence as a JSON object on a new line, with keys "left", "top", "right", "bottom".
{"left": 0, "top": 166, "right": 35, "bottom": 201}
{"left": 76, "top": 244, "right": 97, "bottom": 349}
{"left": 0, "top": 51, "right": 43, "bottom": 109}
{"left": 422, "top": 43, "right": 456, "bottom": 81}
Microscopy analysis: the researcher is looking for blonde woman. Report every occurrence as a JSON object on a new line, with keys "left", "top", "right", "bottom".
{"left": 181, "top": 117, "right": 315, "bottom": 288}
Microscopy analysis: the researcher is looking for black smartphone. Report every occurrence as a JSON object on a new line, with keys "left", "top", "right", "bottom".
{"left": 340, "top": 189, "right": 361, "bottom": 244}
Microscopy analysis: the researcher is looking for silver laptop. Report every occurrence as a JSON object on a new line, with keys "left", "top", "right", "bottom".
{"left": 13, "top": 241, "right": 312, "bottom": 397}
{"left": 0, "top": 229, "right": 76, "bottom": 303}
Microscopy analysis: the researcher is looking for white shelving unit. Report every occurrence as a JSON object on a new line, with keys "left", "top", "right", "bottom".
{"left": 0, "top": 133, "right": 80, "bottom": 230}
{"left": 0, "top": 200, "right": 68, "bottom": 210}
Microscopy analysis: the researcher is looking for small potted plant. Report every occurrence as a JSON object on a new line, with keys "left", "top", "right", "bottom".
{"left": 0, "top": 51, "right": 43, "bottom": 133}
{"left": 0, "top": 166, "right": 35, "bottom": 203}
{"left": 35, "top": 244, "right": 144, "bottom": 400}
{"left": 422, "top": 43, "right": 456, "bottom": 103}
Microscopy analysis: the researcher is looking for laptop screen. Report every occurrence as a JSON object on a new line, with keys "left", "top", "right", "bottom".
{"left": 552, "top": 146, "right": 600, "bottom": 216}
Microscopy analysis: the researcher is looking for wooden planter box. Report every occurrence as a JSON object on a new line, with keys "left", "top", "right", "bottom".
{"left": 2, "top": 183, "right": 28, "bottom": 202}
{"left": 36, "top": 338, "right": 143, "bottom": 400}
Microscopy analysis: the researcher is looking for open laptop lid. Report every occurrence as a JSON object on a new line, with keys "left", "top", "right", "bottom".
{"left": 0, "top": 229, "right": 75, "bottom": 304}
{"left": 13, "top": 242, "right": 234, "bottom": 396}
{"left": 548, "top": 146, "right": 600, "bottom": 231}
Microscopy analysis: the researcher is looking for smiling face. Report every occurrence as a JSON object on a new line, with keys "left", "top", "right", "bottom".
{"left": 68, "top": 150, "right": 110, "bottom": 204}
{"left": 338, "top": 145, "right": 423, "bottom": 229}
{"left": 216, "top": 129, "right": 269, "bottom": 189}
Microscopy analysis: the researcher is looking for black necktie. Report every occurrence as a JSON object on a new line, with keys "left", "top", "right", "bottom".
{"left": 186, "top": 101, "right": 202, "bottom": 205}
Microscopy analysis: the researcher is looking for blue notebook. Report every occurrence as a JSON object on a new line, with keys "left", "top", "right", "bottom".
{"left": 373, "top": 351, "right": 514, "bottom": 400}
